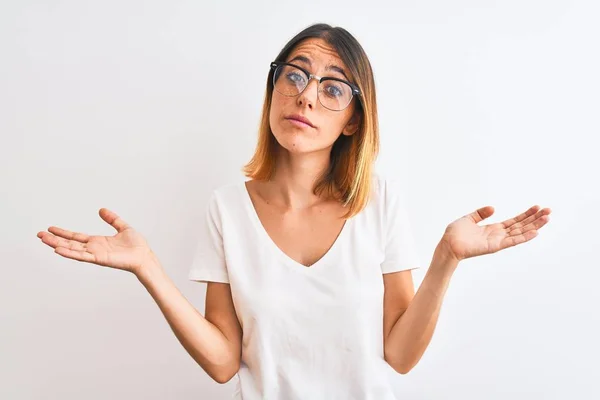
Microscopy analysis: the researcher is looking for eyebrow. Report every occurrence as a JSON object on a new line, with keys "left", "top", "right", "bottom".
{"left": 287, "top": 55, "right": 350, "bottom": 81}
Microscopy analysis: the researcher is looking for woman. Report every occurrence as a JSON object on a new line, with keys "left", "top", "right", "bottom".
{"left": 37, "top": 23, "right": 551, "bottom": 399}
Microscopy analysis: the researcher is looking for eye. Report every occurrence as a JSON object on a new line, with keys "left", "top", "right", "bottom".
{"left": 322, "top": 82, "right": 344, "bottom": 98}
{"left": 286, "top": 71, "right": 306, "bottom": 85}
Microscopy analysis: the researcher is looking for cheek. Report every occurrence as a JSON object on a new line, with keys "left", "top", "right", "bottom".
{"left": 268, "top": 93, "right": 346, "bottom": 145}
{"left": 269, "top": 94, "right": 284, "bottom": 129}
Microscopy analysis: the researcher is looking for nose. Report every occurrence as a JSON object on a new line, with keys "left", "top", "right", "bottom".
{"left": 297, "top": 77, "right": 319, "bottom": 109}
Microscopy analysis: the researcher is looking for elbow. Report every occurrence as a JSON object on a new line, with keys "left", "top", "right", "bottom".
{"left": 210, "top": 360, "right": 240, "bottom": 384}
{"left": 395, "top": 364, "right": 414, "bottom": 375}
{"left": 385, "top": 353, "right": 415, "bottom": 375}
{"left": 213, "top": 372, "right": 234, "bottom": 384}
{"left": 388, "top": 362, "right": 414, "bottom": 375}
{"left": 388, "top": 360, "right": 414, "bottom": 375}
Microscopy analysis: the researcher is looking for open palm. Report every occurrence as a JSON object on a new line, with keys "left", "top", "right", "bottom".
{"left": 442, "top": 204, "right": 552, "bottom": 261}
{"left": 37, "top": 208, "right": 155, "bottom": 274}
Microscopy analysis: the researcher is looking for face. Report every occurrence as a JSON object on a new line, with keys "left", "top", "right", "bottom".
{"left": 269, "top": 38, "right": 361, "bottom": 155}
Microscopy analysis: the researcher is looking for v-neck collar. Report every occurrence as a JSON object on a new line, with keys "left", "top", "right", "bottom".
{"left": 239, "top": 180, "right": 353, "bottom": 272}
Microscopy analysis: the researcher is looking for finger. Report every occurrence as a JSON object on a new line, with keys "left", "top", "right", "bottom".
{"left": 99, "top": 208, "right": 130, "bottom": 233}
{"left": 508, "top": 213, "right": 551, "bottom": 236}
{"left": 38, "top": 232, "right": 87, "bottom": 252}
{"left": 500, "top": 205, "right": 541, "bottom": 229}
{"left": 467, "top": 206, "right": 495, "bottom": 224}
{"left": 500, "top": 229, "right": 539, "bottom": 249}
{"left": 54, "top": 246, "right": 96, "bottom": 263}
{"left": 507, "top": 208, "right": 551, "bottom": 233}
{"left": 45, "top": 226, "right": 90, "bottom": 243}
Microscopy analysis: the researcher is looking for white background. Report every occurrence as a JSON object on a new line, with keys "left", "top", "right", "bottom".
{"left": 2, "top": 0, "right": 598, "bottom": 399}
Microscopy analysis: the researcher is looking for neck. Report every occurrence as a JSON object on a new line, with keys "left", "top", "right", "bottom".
{"left": 267, "top": 148, "right": 331, "bottom": 210}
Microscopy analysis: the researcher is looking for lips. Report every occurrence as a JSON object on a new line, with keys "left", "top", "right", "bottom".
{"left": 285, "top": 114, "right": 314, "bottom": 128}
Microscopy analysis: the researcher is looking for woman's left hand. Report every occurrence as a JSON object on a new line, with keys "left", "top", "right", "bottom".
{"left": 440, "top": 205, "right": 552, "bottom": 262}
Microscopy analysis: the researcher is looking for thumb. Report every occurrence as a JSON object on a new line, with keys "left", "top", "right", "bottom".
{"left": 99, "top": 208, "right": 131, "bottom": 233}
{"left": 466, "top": 206, "right": 495, "bottom": 224}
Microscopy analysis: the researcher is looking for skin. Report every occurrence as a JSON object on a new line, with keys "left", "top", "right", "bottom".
{"left": 36, "top": 37, "right": 552, "bottom": 382}
{"left": 245, "top": 37, "right": 361, "bottom": 268}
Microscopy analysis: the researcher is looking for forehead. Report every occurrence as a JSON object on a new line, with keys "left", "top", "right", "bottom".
{"left": 286, "top": 38, "right": 350, "bottom": 78}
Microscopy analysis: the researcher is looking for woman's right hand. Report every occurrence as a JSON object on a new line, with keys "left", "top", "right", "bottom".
{"left": 37, "top": 208, "right": 157, "bottom": 275}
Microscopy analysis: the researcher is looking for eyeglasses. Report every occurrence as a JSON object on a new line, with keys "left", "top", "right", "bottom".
{"left": 270, "top": 61, "right": 361, "bottom": 111}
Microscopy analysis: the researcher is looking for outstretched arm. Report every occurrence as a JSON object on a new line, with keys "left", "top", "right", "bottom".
{"left": 383, "top": 243, "right": 458, "bottom": 374}
{"left": 383, "top": 204, "right": 551, "bottom": 374}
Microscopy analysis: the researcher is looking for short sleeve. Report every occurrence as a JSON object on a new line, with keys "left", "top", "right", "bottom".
{"left": 380, "top": 178, "right": 421, "bottom": 274}
{"left": 188, "top": 191, "right": 230, "bottom": 283}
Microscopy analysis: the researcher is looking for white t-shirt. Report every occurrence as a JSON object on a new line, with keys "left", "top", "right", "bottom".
{"left": 188, "top": 173, "right": 421, "bottom": 400}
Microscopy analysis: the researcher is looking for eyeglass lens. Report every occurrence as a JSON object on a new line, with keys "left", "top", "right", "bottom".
{"left": 273, "top": 64, "right": 353, "bottom": 111}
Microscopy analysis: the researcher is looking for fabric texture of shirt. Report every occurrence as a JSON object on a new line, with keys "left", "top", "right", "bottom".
{"left": 188, "top": 173, "right": 421, "bottom": 399}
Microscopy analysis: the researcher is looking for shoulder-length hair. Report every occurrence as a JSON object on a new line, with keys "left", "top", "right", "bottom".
{"left": 243, "top": 23, "right": 379, "bottom": 219}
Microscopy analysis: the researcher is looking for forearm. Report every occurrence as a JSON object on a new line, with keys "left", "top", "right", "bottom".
{"left": 135, "top": 257, "right": 237, "bottom": 382}
{"left": 384, "top": 241, "right": 459, "bottom": 373}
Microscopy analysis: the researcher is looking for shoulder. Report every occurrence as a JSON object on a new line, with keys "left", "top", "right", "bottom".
{"left": 369, "top": 172, "right": 405, "bottom": 207}
{"left": 202, "top": 180, "right": 247, "bottom": 219}
{"left": 207, "top": 180, "right": 245, "bottom": 203}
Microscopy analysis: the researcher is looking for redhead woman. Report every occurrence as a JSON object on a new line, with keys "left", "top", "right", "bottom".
{"left": 37, "top": 23, "right": 551, "bottom": 400}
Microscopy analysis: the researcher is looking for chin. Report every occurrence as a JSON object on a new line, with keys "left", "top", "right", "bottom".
{"left": 275, "top": 136, "right": 313, "bottom": 154}
{"left": 271, "top": 123, "right": 329, "bottom": 154}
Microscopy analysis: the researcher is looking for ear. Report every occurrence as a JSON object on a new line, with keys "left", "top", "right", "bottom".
{"left": 342, "top": 111, "right": 361, "bottom": 136}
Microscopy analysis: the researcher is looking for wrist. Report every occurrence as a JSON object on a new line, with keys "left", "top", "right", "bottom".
{"left": 135, "top": 253, "right": 165, "bottom": 282}
{"left": 433, "top": 240, "right": 460, "bottom": 273}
